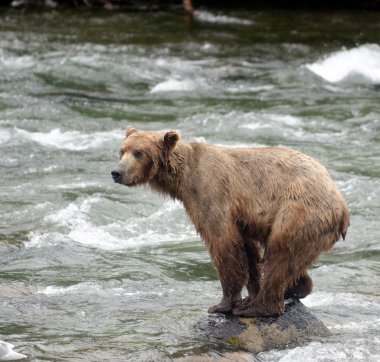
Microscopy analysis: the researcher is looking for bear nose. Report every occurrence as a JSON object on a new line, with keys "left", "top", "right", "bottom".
{"left": 111, "top": 170, "right": 122, "bottom": 183}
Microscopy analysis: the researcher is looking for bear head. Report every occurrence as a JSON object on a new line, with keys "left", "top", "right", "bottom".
{"left": 111, "top": 127, "right": 180, "bottom": 187}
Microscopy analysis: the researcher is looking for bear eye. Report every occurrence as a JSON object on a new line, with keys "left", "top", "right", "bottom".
{"left": 133, "top": 150, "right": 143, "bottom": 159}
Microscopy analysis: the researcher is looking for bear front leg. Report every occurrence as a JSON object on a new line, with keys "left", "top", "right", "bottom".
{"left": 208, "top": 289, "right": 242, "bottom": 314}
{"left": 245, "top": 240, "right": 262, "bottom": 300}
{"left": 232, "top": 240, "right": 262, "bottom": 310}
{"left": 208, "top": 240, "right": 248, "bottom": 314}
{"left": 233, "top": 247, "right": 287, "bottom": 317}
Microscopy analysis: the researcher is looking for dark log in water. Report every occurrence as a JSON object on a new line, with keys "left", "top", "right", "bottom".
{"left": 194, "top": 298, "right": 330, "bottom": 354}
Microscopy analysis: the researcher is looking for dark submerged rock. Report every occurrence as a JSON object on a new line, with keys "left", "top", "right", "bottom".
{"left": 195, "top": 298, "right": 330, "bottom": 353}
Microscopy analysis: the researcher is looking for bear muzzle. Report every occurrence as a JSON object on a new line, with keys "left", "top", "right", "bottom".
{"left": 111, "top": 167, "right": 136, "bottom": 186}
{"left": 111, "top": 169, "right": 123, "bottom": 184}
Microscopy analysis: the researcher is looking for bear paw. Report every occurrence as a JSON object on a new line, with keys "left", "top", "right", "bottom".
{"left": 232, "top": 300, "right": 284, "bottom": 317}
{"left": 208, "top": 298, "right": 242, "bottom": 314}
{"left": 208, "top": 303, "right": 233, "bottom": 314}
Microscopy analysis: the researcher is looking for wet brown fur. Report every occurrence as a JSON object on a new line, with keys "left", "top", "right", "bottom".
{"left": 114, "top": 128, "right": 350, "bottom": 317}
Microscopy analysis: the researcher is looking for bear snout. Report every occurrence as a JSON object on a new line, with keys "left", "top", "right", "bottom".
{"left": 111, "top": 169, "right": 123, "bottom": 184}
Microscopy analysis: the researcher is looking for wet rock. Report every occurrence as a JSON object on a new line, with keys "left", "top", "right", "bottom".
{"left": 194, "top": 298, "right": 330, "bottom": 353}
{"left": 176, "top": 351, "right": 257, "bottom": 362}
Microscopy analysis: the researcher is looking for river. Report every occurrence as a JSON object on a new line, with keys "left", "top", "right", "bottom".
{"left": 0, "top": 7, "right": 379, "bottom": 361}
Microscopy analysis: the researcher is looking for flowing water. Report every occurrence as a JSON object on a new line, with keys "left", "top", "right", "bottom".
{"left": 0, "top": 7, "right": 380, "bottom": 361}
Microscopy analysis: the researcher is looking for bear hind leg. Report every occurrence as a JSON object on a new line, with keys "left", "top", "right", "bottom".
{"left": 284, "top": 271, "right": 313, "bottom": 299}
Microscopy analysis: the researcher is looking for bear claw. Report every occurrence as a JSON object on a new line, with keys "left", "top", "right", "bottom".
{"left": 232, "top": 298, "right": 284, "bottom": 317}
{"left": 232, "top": 306, "right": 281, "bottom": 318}
{"left": 208, "top": 304, "right": 233, "bottom": 314}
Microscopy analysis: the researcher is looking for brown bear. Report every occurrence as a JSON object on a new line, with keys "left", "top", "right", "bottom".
{"left": 111, "top": 127, "right": 349, "bottom": 317}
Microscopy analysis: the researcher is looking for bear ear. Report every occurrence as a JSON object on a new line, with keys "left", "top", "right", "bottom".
{"left": 125, "top": 126, "right": 138, "bottom": 138}
{"left": 163, "top": 131, "right": 180, "bottom": 150}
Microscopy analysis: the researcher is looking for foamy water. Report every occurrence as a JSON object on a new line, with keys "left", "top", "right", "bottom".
{"left": 150, "top": 78, "right": 201, "bottom": 93}
{"left": 261, "top": 340, "right": 380, "bottom": 362}
{"left": 0, "top": 129, "right": 11, "bottom": 144}
{"left": 37, "top": 282, "right": 173, "bottom": 298}
{"left": 0, "top": 48, "right": 35, "bottom": 70}
{"left": 26, "top": 197, "right": 196, "bottom": 250}
{"left": 304, "top": 291, "right": 380, "bottom": 311}
{"left": 195, "top": 10, "right": 253, "bottom": 25}
{"left": 0, "top": 341, "right": 27, "bottom": 361}
{"left": 14, "top": 128, "right": 121, "bottom": 151}
{"left": 306, "top": 44, "right": 380, "bottom": 83}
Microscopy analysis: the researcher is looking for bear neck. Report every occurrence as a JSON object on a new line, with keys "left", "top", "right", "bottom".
{"left": 149, "top": 140, "right": 192, "bottom": 201}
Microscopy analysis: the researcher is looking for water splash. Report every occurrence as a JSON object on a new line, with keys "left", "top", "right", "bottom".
{"left": 150, "top": 78, "right": 200, "bottom": 93}
{"left": 306, "top": 44, "right": 380, "bottom": 83}
{"left": 195, "top": 10, "right": 253, "bottom": 25}
{"left": 26, "top": 197, "right": 196, "bottom": 251}
{"left": 14, "top": 128, "right": 121, "bottom": 151}
{"left": 0, "top": 341, "right": 27, "bottom": 361}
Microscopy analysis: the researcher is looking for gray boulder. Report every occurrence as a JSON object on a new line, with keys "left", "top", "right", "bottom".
{"left": 194, "top": 298, "right": 330, "bottom": 354}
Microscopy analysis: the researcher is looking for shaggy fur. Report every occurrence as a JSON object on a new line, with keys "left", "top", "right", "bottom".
{"left": 112, "top": 127, "right": 349, "bottom": 317}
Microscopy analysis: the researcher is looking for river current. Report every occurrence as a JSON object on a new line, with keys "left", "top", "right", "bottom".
{"left": 0, "top": 7, "right": 379, "bottom": 362}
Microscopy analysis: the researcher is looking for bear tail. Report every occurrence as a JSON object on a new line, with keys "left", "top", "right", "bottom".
{"left": 340, "top": 206, "right": 350, "bottom": 241}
